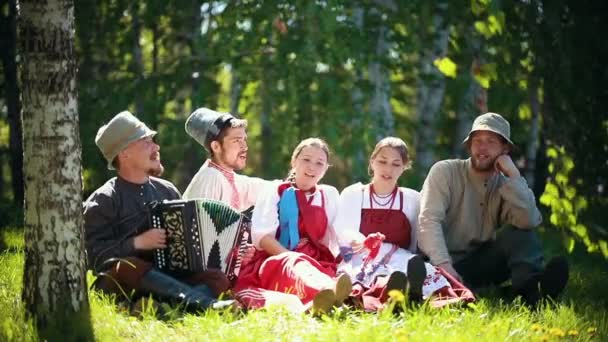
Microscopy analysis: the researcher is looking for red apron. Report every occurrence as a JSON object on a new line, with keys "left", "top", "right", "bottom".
{"left": 352, "top": 187, "right": 475, "bottom": 310}
{"left": 234, "top": 184, "right": 339, "bottom": 309}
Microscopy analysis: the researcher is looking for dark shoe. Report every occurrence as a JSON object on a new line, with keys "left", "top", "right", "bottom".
{"left": 407, "top": 255, "right": 427, "bottom": 301}
{"left": 312, "top": 289, "right": 336, "bottom": 315}
{"left": 540, "top": 256, "right": 569, "bottom": 299}
{"left": 516, "top": 275, "right": 541, "bottom": 307}
{"left": 334, "top": 273, "right": 352, "bottom": 306}
{"left": 386, "top": 271, "right": 408, "bottom": 294}
{"left": 140, "top": 269, "right": 235, "bottom": 312}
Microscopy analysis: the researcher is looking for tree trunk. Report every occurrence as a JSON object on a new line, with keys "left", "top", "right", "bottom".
{"left": 260, "top": 59, "right": 273, "bottom": 172}
{"left": 349, "top": 5, "right": 369, "bottom": 182}
{"left": 230, "top": 66, "right": 242, "bottom": 116}
{"left": 369, "top": 0, "right": 396, "bottom": 140}
{"left": 0, "top": 0, "right": 24, "bottom": 208}
{"left": 18, "top": 0, "right": 93, "bottom": 340}
{"left": 452, "top": 44, "right": 487, "bottom": 158}
{"left": 525, "top": 77, "right": 540, "bottom": 189}
{"left": 131, "top": 2, "right": 145, "bottom": 118}
{"left": 415, "top": 0, "right": 449, "bottom": 173}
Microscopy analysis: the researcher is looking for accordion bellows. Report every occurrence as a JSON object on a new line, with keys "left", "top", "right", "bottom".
{"left": 149, "top": 199, "right": 251, "bottom": 281}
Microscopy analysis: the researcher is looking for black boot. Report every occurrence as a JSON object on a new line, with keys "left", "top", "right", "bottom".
{"left": 516, "top": 256, "right": 569, "bottom": 307}
{"left": 140, "top": 269, "right": 235, "bottom": 312}
{"left": 540, "top": 256, "right": 569, "bottom": 300}
{"left": 407, "top": 255, "right": 427, "bottom": 302}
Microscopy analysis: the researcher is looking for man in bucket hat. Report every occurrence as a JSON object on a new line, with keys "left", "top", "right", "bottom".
{"left": 83, "top": 111, "right": 235, "bottom": 314}
{"left": 182, "top": 107, "right": 267, "bottom": 211}
{"left": 418, "top": 112, "right": 569, "bottom": 306}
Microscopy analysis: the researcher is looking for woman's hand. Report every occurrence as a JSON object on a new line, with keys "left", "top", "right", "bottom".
{"left": 240, "top": 244, "right": 256, "bottom": 266}
{"left": 259, "top": 235, "right": 290, "bottom": 256}
{"left": 350, "top": 239, "right": 364, "bottom": 253}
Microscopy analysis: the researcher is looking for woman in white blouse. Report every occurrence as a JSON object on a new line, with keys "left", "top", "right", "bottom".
{"left": 234, "top": 138, "right": 351, "bottom": 314}
{"left": 335, "top": 137, "right": 474, "bottom": 311}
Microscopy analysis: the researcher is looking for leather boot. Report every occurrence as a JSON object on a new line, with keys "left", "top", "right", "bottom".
{"left": 407, "top": 255, "right": 427, "bottom": 302}
{"left": 139, "top": 269, "right": 235, "bottom": 312}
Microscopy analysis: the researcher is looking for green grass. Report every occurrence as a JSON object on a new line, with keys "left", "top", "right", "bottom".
{"left": 1, "top": 228, "right": 607, "bottom": 341}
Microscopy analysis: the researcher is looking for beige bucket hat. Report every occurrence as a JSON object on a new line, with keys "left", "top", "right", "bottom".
{"left": 95, "top": 111, "right": 157, "bottom": 170}
{"left": 462, "top": 112, "right": 514, "bottom": 148}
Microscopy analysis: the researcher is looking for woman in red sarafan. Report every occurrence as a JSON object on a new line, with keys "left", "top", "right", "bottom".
{"left": 234, "top": 138, "right": 351, "bottom": 314}
{"left": 335, "top": 137, "right": 475, "bottom": 311}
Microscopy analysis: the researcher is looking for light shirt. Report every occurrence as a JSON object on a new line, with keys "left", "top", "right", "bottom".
{"left": 418, "top": 158, "right": 542, "bottom": 265}
{"left": 183, "top": 159, "right": 268, "bottom": 211}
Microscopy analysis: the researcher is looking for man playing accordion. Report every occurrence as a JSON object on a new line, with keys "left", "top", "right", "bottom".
{"left": 83, "top": 111, "right": 235, "bottom": 314}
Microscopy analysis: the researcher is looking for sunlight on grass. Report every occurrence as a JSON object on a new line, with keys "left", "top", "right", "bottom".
{"left": 1, "top": 228, "right": 607, "bottom": 341}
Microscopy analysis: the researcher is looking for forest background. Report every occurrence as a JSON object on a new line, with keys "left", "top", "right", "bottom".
{"left": 0, "top": 0, "right": 606, "bottom": 256}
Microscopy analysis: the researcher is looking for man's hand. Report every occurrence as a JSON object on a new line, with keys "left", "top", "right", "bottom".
{"left": 436, "top": 262, "right": 463, "bottom": 283}
{"left": 134, "top": 228, "right": 167, "bottom": 250}
{"left": 494, "top": 154, "right": 520, "bottom": 178}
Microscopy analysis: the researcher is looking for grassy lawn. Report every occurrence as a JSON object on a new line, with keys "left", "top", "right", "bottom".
{"left": 1, "top": 228, "right": 606, "bottom": 341}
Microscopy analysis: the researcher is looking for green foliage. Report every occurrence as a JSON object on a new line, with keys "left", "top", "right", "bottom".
{"left": 434, "top": 57, "right": 458, "bottom": 78}
{"left": 540, "top": 145, "right": 608, "bottom": 258}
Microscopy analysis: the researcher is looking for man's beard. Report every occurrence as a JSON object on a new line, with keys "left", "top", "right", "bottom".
{"left": 471, "top": 156, "right": 495, "bottom": 172}
{"left": 147, "top": 163, "right": 165, "bottom": 177}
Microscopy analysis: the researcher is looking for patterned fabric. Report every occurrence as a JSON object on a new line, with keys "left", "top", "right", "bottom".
{"left": 208, "top": 159, "right": 241, "bottom": 209}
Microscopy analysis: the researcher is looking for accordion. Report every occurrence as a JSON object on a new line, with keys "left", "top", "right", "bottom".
{"left": 148, "top": 199, "right": 252, "bottom": 282}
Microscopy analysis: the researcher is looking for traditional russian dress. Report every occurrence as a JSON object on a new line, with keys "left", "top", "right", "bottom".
{"left": 335, "top": 183, "right": 474, "bottom": 310}
{"left": 234, "top": 182, "right": 342, "bottom": 311}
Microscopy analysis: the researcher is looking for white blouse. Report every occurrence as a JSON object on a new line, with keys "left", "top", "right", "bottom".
{"left": 334, "top": 182, "right": 421, "bottom": 252}
{"left": 251, "top": 182, "right": 340, "bottom": 257}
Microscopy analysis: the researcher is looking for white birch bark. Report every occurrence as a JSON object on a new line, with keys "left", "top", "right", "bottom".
{"left": 19, "top": 0, "right": 93, "bottom": 339}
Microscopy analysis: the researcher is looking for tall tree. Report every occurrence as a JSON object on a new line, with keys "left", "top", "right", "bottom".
{"left": 0, "top": 0, "right": 24, "bottom": 208}
{"left": 368, "top": 0, "right": 396, "bottom": 139}
{"left": 415, "top": 0, "right": 450, "bottom": 173}
{"left": 18, "top": 0, "right": 93, "bottom": 339}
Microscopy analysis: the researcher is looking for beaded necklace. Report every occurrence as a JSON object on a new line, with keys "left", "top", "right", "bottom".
{"left": 369, "top": 183, "right": 398, "bottom": 208}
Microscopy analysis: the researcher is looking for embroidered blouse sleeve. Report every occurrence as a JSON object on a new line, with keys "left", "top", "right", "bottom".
{"left": 239, "top": 175, "right": 269, "bottom": 209}
{"left": 401, "top": 188, "right": 421, "bottom": 253}
{"left": 250, "top": 181, "right": 281, "bottom": 249}
{"left": 334, "top": 183, "right": 365, "bottom": 246}
{"left": 320, "top": 185, "right": 341, "bottom": 256}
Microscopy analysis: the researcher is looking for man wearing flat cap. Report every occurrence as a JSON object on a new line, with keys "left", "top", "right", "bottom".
{"left": 183, "top": 107, "right": 267, "bottom": 211}
{"left": 418, "top": 112, "right": 568, "bottom": 306}
{"left": 83, "top": 111, "right": 234, "bottom": 313}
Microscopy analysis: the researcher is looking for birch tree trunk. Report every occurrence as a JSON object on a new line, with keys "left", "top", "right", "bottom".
{"left": 369, "top": 0, "right": 396, "bottom": 139}
{"left": 18, "top": 0, "right": 93, "bottom": 340}
{"left": 415, "top": 0, "right": 449, "bottom": 173}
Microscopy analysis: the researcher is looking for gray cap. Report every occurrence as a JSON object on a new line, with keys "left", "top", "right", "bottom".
{"left": 185, "top": 107, "right": 235, "bottom": 151}
{"left": 95, "top": 111, "right": 157, "bottom": 170}
{"left": 462, "top": 112, "right": 514, "bottom": 147}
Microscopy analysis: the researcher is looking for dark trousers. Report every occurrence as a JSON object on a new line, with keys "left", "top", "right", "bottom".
{"left": 95, "top": 257, "right": 231, "bottom": 299}
{"left": 453, "top": 225, "right": 544, "bottom": 290}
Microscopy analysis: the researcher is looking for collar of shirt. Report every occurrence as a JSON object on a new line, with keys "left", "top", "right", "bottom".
{"left": 207, "top": 159, "right": 236, "bottom": 183}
